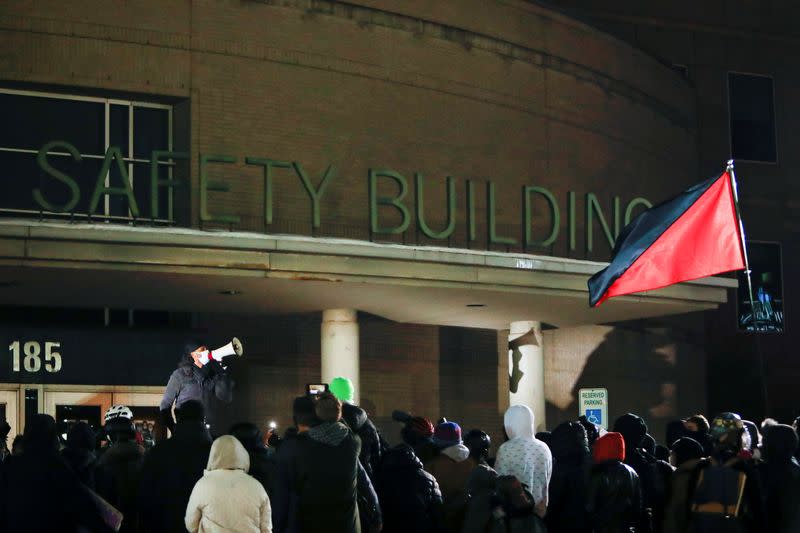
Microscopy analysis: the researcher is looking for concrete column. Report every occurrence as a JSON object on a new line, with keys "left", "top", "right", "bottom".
{"left": 508, "top": 321, "right": 545, "bottom": 431}
{"left": 321, "top": 309, "right": 360, "bottom": 404}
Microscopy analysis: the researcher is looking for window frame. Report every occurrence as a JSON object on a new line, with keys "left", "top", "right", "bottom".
{"left": 0, "top": 87, "right": 175, "bottom": 221}
{"left": 726, "top": 71, "right": 779, "bottom": 165}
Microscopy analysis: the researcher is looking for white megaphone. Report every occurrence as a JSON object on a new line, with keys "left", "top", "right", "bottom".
{"left": 195, "top": 338, "right": 243, "bottom": 366}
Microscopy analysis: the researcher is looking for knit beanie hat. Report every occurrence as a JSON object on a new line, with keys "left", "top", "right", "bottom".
{"left": 409, "top": 416, "right": 434, "bottom": 438}
{"left": 670, "top": 437, "right": 704, "bottom": 466}
{"left": 330, "top": 377, "right": 354, "bottom": 403}
{"left": 593, "top": 431, "right": 626, "bottom": 463}
{"left": 433, "top": 421, "right": 462, "bottom": 449}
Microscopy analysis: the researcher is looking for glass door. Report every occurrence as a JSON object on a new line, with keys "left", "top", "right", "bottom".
{"left": 44, "top": 390, "right": 112, "bottom": 443}
{"left": 111, "top": 391, "right": 163, "bottom": 451}
{"left": 0, "top": 388, "right": 19, "bottom": 451}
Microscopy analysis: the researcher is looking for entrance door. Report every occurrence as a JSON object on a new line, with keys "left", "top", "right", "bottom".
{"left": 42, "top": 387, "right": 164, "bottom": 450}
{"left": 44, "top": 390, "right": 113, "bottom": 441}
{"left": 111, "top": 391, "right": 163, "bottom": 450}
{"left": 0, "top": 387, "right": 19, "bottom": 447}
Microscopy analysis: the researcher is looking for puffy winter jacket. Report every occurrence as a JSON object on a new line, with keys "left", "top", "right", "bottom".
{"left": 185, "top": 435, "right": 272, "bottom": 533}
{"left": 376, "top": 444, "right": 445, "bottom": 533}
{"left": 342, "top": 402, "right": 383, "bottom": 479}
{"left": 587, "top": 433, "right": 643, "bottom": 533}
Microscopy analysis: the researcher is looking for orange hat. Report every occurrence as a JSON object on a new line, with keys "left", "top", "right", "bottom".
{"left": 593, "top": 431, "right": 626, "bottom": 463}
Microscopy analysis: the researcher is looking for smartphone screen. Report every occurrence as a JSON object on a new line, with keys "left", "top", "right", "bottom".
{"left": 306, "top": 383, "right": 328, "bottom": 396}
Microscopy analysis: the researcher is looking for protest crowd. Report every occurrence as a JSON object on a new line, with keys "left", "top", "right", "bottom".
{"left": 0, "top": 375, "right": 798, "bottom": 533}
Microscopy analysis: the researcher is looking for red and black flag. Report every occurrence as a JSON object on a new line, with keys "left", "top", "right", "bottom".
{"left": 588, "top": 170, "right": 746, "bottom": 307}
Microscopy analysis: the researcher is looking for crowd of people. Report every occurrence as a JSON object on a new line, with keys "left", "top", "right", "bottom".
{"left": 0, "top": 376, "right": 799, "bottom": 532}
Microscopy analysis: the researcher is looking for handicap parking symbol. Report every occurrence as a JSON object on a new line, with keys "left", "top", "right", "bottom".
{"left": 585, "top": 409, "right": 602, "bottom": 426}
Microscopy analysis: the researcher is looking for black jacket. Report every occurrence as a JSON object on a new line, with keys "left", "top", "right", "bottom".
{"left": 0, "top": 452, "right": 114, "bottom": 532}
{"left": 376, "top": 444, "right": 445, "bottom": 533}
{"left": 587, "top": 460, "right": 642, "bottom": 533}
{"left": 285, "top": 422, "right": 362, "bottom": 533}
{"left": 273, "top": 428, "right": 378, "bottom": 533}
{"left": 547, "top": 422, "right": 592, "bottom": 533}
{"left": 159, "top": 360, "right": 234, "bottom": 434}
{"left": 138, "top": 420, "right": 212, "bottom": 533}
{"left": 759, "top": 425, "right": 800, "bottom": 533}
{"left": 95, "top": 440, "right": 144, "bottom": 533}
{"left": 248, "top": 445, "right": 277, "bottom": 498}
{"left": 342, "top": 402, "right": 383, "bottom": 479}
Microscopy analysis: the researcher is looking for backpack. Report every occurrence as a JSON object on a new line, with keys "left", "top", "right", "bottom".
{"left": 490, "top": 476, "right": 546, "bottom": 533}
{"left": 688, "top": 461, "right": 748, "bottom": 533}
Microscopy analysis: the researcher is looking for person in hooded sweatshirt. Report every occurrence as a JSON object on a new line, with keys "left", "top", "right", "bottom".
{"left": 185, "top": 434, "right": 272, "bottom": 533}
{"left": 423, "top": 420, "right": 475, "bottom": 532}
{"left": 494, "top": 405, "right": 553, "bottom": 518}
{"left": 60, "top": 421, "right": 97, "bottom": 489}
{"left": 0, "top": 414, "right": 114, "bottom": 532}
{"left": 330, "top": 376, "right": 384, "bottom": 479}
{"left": 662, "top": 437, "right": 705, "bottom": 533}
{"left": 587, "top": 432, "right": 642, "bottom": 533}
{"left": 230, "top": 422, "right": 276, "bottom": 498}
{"left": 376, "top": 443, "right": 445, "bottom": 533}
{"left": 95, "top": 405, "right": 145, "bottom": 533}
{"left": 290, "top": 391, "right": 363, "bottom": 533}
{"left": 758, "top": 424, "right": 800, "bottom": 533}
{"left": 139, "top": 399, "right": 212, "bottom": 533}
{"left": 613, "top": 413, "right": 672, "bottom": 533}
{"left": 546, "top": 421, "right": 591, "bottom": 533}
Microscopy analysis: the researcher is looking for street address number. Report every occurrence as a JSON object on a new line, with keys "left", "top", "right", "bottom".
{"left": 8, "top": 341, "right": 62, "bottom": 373}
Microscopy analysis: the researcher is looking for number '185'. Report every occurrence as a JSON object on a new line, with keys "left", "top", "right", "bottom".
{"left": 8, "top": 341, "right": 62, "bottom": 373}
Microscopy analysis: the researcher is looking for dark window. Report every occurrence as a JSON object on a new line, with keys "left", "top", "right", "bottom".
{"left": 0, "top": 93, "right": 104, "bottom": 154}
{"left": 0, "top": 90, "right": 172, "bottom": 219}
{"left": 728, "top": 73, "right": 777, "bottom": 163}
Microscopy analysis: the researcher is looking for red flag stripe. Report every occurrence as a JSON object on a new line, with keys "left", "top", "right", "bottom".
{"left": 596, "top": 172, "right": 744, "bottom": 305}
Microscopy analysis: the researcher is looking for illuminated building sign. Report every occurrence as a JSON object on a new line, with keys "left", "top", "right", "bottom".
{"left": 25, "top": 142, "right": 652, "bottom": 253}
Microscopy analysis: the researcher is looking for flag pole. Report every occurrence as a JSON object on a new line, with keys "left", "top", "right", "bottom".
{"left": 727, "top": 159, "right": 757, "bottom": 327}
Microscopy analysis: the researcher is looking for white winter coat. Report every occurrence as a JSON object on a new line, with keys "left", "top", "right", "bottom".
{"left": 185, "top": 435, "right": 272, "bottom": 533}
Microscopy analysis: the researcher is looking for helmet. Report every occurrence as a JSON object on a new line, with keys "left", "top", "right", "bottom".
{"left": 105, "top": 405, "right": 133, "bottom": 424}
{"left": 710, "top": 412, "right": 746, "bottom": 451}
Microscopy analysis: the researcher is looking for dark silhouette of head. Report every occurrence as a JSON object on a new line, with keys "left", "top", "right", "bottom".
{"left": 464, "top": 429, "right": 491, "bottom": 462}
{"left": 176, "top": 400, "right": 205, "bottom": 424}
{"left": 66, "top": 422, "right": 95, "bottom": 451}
{"left": 229, "top": 422, "right": 264, "bottom": 451}
{"left": 23, "top": 414, "right": 59, "bottom": 455}
{"left": 293, "top": 396, "right": 319, "bottom": 429}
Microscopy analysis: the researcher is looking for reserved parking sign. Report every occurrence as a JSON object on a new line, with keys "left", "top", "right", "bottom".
{"left": 579, "top": 388, "right": 608, "bottom": 429}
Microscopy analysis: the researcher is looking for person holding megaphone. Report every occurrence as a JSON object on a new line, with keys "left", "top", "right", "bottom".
{"left": 159, "top": 339, "right": 242, "bottom": 438}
